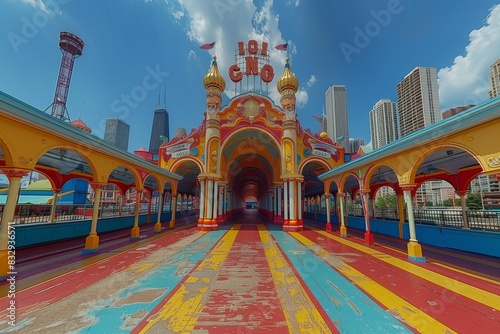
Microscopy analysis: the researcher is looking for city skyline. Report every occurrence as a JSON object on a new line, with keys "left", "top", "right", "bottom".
{"left": 397, "top": 66, "right": 441, "bottom": 137}
{"left": 1, "top": 1, "right": 500, "bottom": 152}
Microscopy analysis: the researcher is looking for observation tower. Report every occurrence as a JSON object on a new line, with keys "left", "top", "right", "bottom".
{"left": 49, "top": 31, "right": 84, "bottom": 121}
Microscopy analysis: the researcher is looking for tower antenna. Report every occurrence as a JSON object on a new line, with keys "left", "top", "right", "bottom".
{"left": 48, "top": 31, "right": 84, "bottom": 121}
{"left": 163, "top": 84, "right": 167, "bottom": 109}
{"left": 157, "top": 89, "right": 160, "bottom": 109}
{"left": 79, "top": 100, "right": 84, "bottom": 119}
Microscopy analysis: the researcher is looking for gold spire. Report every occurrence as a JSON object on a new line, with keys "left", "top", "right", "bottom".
{"left": 277, "top": 58, "right": 299, "bottom": 95}
{"left": 203, "top": 56, "right": 226, "bottom": 94}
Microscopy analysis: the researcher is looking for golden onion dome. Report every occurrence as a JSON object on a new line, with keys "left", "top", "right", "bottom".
{"left": 277, "top": 58, "right": 299, "bottom": 94}
{"left": 203, "top": 56, "right": 226, "bottom": 93}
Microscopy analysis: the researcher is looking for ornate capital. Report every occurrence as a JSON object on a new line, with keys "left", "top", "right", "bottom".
{"left": 90, "top": 182, "right": 107, "bottom": 190}
{"left": 337, "top": 192, "right": 345, "bottom": 198}
{"left": 3, "top": 168, "right": 30, "bottom": 179}
{"left": 399, "top": 184, "right": 417, "bottom": 192}
{"left": 455, "top": 190, "right": 468, "bottom": 197}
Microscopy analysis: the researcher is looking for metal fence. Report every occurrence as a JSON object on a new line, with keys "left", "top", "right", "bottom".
{"left": 0, "top": 203, "right": 170, "bottom": 225}
{"left": 347, "top": 206, "right": 500, "bottom": 231}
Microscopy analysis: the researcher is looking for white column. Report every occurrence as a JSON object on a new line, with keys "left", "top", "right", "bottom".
{"left": 288, "top": 180, "right": 295, "bottom": 220}
{"left": 404, "top": 190, "right": 418, "bottom": 242}
{"left": 207, "top": 180, "right": 213, "bottom": 220}
{"left": 218, "top": 186, "right": 223, "bottom": 218}
{"left": 277, "top": 186, "right": 282, "bottom": 217}
{"left": 199, "top": 179, "right": 205, "bottom": 220}
{"left": 297, "top": 182, "right": 302, "bottom": 220}
{"left": 283, "top": 182, "right": 289, "bottom": 221}
{"left": 213, "top": 181, "right": 219, "bottom": 221}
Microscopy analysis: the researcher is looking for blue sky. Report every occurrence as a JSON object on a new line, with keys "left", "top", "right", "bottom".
{"left": 1, "top": 0, "right": 500, "bottom": 154}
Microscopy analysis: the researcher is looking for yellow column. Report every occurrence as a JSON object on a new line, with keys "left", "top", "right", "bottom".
{"left": 0, "top": 170, "right": 27, "bottom": 279}
{"left": 83, "top": 183, "right": 104, "bottom": 254}
{"left": 338, "top": 192, "right": 347, "bottom": 237}
{"left": 154, "top": 191, "right": 163, "bottom": 233}
{"left": 130, "top": 188, "right": 142, "bottom": 240}
{"left": 402, "top": 185, "right": 426, "bottom": 262}
{"left": 169, "top": 194, "right": 177, "bottom": 229}
{"left": 49, "top": 189, "right": 60, "bottom": 222}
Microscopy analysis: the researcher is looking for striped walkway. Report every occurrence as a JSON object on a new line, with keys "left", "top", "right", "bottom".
{"left": 0, "top": 213, "right": 499, "bottom": 333}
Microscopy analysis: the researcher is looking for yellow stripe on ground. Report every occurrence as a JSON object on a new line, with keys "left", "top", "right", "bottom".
{"left": 291, "top": 232, "right": 455, "bottom": 334}
{"left": 140, "top": 225, "right": 240, "bottom": 333}
{"left": 431, "top": 262, "right": 500, "bottom": 285}
{"left": 316, "top": 230, "right": 500, "bottom": 311}
{"left": 258, "top": 225, "right": 331, "bottom": 333}
{"left": 341, "top": 232, "right": 500, "bottom": 285}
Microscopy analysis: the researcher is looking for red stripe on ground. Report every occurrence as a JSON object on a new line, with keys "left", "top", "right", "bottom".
{"left": 303, "top": 229, "right": 500, "bottom": 333}
{"left": 192, "top": 224, "right": 289, "bottom": 333}
{"left": 0, "top": 227, "right": 199, "bottom": 317}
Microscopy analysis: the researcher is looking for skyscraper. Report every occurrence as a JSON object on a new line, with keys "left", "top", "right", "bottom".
{"left": 396, "top": 67, "right": 441, "bottom": 137}
{"left": 369, "top": 99, "right": 399, "bottom": 150}
{"left": 349, "top": 138, "right": 365, "bottom": 153}
{"left": 488, "top": 58, "right": 500, "bottom": 98}
{"left": 149, "top": 95, "right": 169, "bottom": 154}
{"left": 325, "top": 85, "right": 349, "bottom": 149}
{"left": 104, "top": 118, "right": 130, "bottom": 151}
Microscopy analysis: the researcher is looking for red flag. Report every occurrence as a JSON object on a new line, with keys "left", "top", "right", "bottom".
{"left": 312, "top": 115, "right": 323, "bottom": 123}
{"left": 200, "top": 42, "right": 215, "bottom": 50}
{"left": 275, "top": 43, "right": 288, "bottom": 51}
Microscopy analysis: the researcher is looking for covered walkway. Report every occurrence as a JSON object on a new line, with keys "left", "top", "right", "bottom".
{"left": 0, "top": 211, "right": 498, "bottom": 333}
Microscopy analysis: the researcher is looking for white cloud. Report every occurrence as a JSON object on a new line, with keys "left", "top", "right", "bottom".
{"left": 295, "top": 87, "right": 309, "bottom": 108}
{"left": 172, "top": 10, "right": 184, "bottom": 21}
{"left": 165, "top": 0, "right": 308, "bottom": 108}
{"left": 187, "top": 50, "right": 196, "bottom": 59}
{"left": 286, "top": 0, "right": 300, "bottom": 7}
{"left": 307, "top": 75, "right": 317, "bottom": 87}
{"left": 22, "top": 0, "right": 48, "bottom": 13}
{"left": 438, "top": 4, "right": 500, "bottom": 110}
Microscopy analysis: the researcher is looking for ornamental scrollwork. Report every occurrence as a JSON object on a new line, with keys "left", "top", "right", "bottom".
{"left": 487, "top": 155, "right": 500, "bottom": 168}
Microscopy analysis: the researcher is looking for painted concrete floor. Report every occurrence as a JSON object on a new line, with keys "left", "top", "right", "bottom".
{"left": 1, "top": 211, "right": 499, "bottom": 333}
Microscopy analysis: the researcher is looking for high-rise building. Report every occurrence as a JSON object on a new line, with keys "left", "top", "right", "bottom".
{"left": 325, "top": 85, "right": 349, "bottom": 148}
{"left": 488, "top": 58, "right": 500, "bottom": 98}
{"left": 149, "top": 99, "right": 169, "bottom": 154}
{"left": 397, "top": 67, "right": 441, "bottom": 137}
{"left": 442, "top": 104, "right": 474, "bottom": 119}
{"left": 369, "top": 99, "right": 399, "bottom": 150}
{"left": 312, "top": 114, "right": 327, "bottom": 135}
{"left": 104, "top": 118, "right": 130, "bottom": 151}
{"left": 348, "top": 138, "right": 365, "bottom": 153}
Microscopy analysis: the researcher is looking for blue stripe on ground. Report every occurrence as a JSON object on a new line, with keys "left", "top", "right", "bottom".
{"left": 76, "top": 228, "right": 229, "bottom": 333}
{"left": 269, "top": 229, "right": 411, "bottom": 333}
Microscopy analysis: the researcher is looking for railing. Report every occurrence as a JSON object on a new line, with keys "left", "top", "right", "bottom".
{"left": 2, "top": 204, "right": 499, "bottom": 231}
{"left": 346, "top": 206, "right": 500, "bottom": 231}
{"left": 0, "top": 203, "right": 175, "bottom": 225}
{"left": 414, "top": 209, "right": 500, "bottom": 231}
